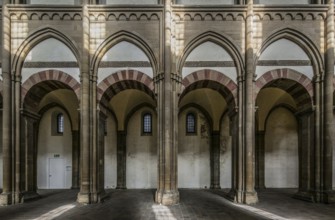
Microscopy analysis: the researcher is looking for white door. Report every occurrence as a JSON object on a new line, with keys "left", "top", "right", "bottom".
{"left": 48, "top": 158, "right": 65, "bottom": 189}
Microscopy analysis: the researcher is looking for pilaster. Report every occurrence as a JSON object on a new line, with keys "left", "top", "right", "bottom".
{"left": 77, "top": 3, "right": 91, "bottom": 204}
{"left": 0, "top": 0, "right": 13, "bottom": 206}
{"left": 155, "top": 0, "right": 179, "bottom": 205}
{"left": 241, "top": 0, "right": 258, "bottom": 204}
{"left": 210, "top": 131, "right": 221, "bottom": 189}
{"left": 116, "top": 130, "right": 127, "bottom": 189}
{"left": 320, "top": 0, "right": 335, "bottom": 203}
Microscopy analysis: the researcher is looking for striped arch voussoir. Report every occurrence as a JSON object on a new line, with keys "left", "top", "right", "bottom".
{"left": 21, "top": 70, "right": 81, "bottom": 102}
{"left": 255, "top": 68, "right": 313, "bottom": 111}
{"left": 181, "top": 69, "right": 238, "bottom": 111}
{"left": 97, "top": 70, "right": 155, "bottom": 105}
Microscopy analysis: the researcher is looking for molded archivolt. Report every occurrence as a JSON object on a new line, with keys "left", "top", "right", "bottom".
{"left": 98, "top": 41, "right": 154, "bottom": 83}
{"left": 22, "top": 38, "right": 80, "bottom": 84}
{"left": 13, "top": 27, "right": 81, "bottom": 85}
{"left": 181, "top": 41, "right": 238, "bottom": 83}
{"left": 179, "top": 32, "right": 243, "bottom": 84}
{"left": 181, "top": 69, "right": 237, "bottom": 112}
{"left": 256, "top": 39, "right": 313, "bottom": 80}
{"left": 255, "top": 68, "right": 313, "bottom": 112}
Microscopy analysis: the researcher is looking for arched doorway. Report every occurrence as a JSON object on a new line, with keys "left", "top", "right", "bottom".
{"left": 255, "top": 69, "right": 313, "bottom": 194}
{"left": 22, "top": 71, "right": 80, "bottom": 190}
{"left": 98, "top": 71, "right": 156, "bottom": 189}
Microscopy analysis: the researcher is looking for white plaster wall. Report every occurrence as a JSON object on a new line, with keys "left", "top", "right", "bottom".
{"left": 98, "top": 41, "right": 153, "bottom": 82}
{"left": 178, "top": 109, "right": 210, "bottom": 188}
{"left": 182, "top": 67, "right": 237, "bottom": 82}
{"left": 256, "top": 39, "right": 312, "bottom": 80}
{"left": 257, "top": 0, "right": 309, "bottom": 4}
{"left": 176, "top": 0, "right": 234, "bottom": 4}
{"left": 104, "top": 113, "right": 117, "bottom": 189}
{"left": 259, "top": 39, "right": 309, "bottom": 60}
{"left": 220, "top": 115, "right": 232, "bottom": 189}
{"left": 30, "top": 0, "right": 76, "bottom": 4}
{"left": 265, "top": 107, "right": 298, "bottom": 188}
{"left": 22, "top": 38, "right": 79, "bottom": 83}
{"left": 126, "top": 108, "right": 157, "bottom": 189}
{"left": 256, "top": 66, "right": 313, "bottom": 80}
{"left": 182, "top": 41, "right": 237, "bottom": 82}
{"left": 0, "top": 114, "right": 2, "bottom": 189}
{"left": 106, "top": 0, "right": 158, "bottom": 4}
{"left": 37, "top": 107, "right": 72, "bottom": 189}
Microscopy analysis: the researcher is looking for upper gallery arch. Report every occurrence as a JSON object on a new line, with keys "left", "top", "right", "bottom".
{"left": 12, "top": 26, "right": 81, "bottom": 78}
{"left": 91, "top": 30, "right": 158, "bottom": 81}
{"left": 255, "top": 28, "right": 323, "bottom": 80}
{"left": 178, "top": 31, "right": 244, "bottom": 82}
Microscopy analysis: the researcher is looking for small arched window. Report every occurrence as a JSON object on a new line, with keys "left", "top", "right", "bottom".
{"left": 57, "top": 113, "right": 64, "bottom": 134}
{"left": 142, "top": 113, "right": 152, "bottom": 135}
{"left": 186, "top": 113, "right": 196, "bottom": 134}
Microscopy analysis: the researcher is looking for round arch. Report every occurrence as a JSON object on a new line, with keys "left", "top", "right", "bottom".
{"left": 97, "top": 70, "right": 155, "bottom": 108}
{"left": 180, "top": 69, "right": 237, "bottom": 113}
{"left": 177, "top": 31, "right": 244, "bottom": 77}
{"left": 22, "top": 71, "right": 80, "bottom": 112}
{"left": 91, "top": 30, "right": 158, "bottom": 76}
{"left": 12, "top": 26, "right": 81, "bottom": 76}
{"left": 255, "top": 68, "right": 313, "bottom": 112}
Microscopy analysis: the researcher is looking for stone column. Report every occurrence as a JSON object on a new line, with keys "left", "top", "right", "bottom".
{"left": 242, "top": 0, "right": 258, "bottom": 204}
{"left": 255, "top": 131, "right": 265, "bottom": 189}
{"left": 155, "top": 0, "right": 179, "bottom": 205}
{"left": 0, "top": 0, "right": 13, "bottom": 206}
{"left": 72, "top": 130, "right": 80, "bottom": 189}
{"left": 321, "top": 0, "right": 335, "bottom": 203}
{"left": 294, "top": 110, "right": 315, "bottom": 202}
{"left": 210, "top": 131, "right": 221, "bottom": 189}
{"left": 77, "top": 3, "right": 91, "bottom": 204}
{"left": 116, "top": 131, "right": 127, "bottom": 189}
{"left": 97, "top": 111, "right": 106, "bottom": 199}
{"left": 21, "top": 110, "right": 40, "bottom": 201}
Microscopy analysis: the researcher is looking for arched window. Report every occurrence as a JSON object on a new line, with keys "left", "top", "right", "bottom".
{"left": 57, "top": 113, "right": 64, "bottom": 134}
{"left": 186, "top": 113, "right": 196, "bottom": 134}
{"left": 142, "top": 113, "right": 152, "bottom": 135}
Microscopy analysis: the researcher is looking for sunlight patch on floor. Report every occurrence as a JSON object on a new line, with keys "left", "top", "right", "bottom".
{"left": 33, "top": 204, "right": 76, "bottom": 220}
{"left": 232, "top": 203, "right": 289, "bottom": 220}
{"left": 152, "top": 204, "right": 177, "bottom": 220}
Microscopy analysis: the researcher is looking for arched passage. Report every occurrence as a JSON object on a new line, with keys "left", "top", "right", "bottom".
{"left": 98, "top": 71, "right": 156, "bottom": 189}
{"left": 255, "top": 69, "right": 313, "bottom": 193}
{"left": 22, "top": 72, "right": 80, "bottom": 191}
{"left": 179, "top": 70, "right": 237, "bottom": 189}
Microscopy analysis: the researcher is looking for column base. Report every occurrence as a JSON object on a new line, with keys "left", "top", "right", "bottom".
{"left": 0, "top": 192, "right": 12, "bottom": 206}
{"left": 321, "top": 191, "right": 335, "bottom": 204}
{"left": 91, "top": 190, "right": 108, "bottom": 203}
{"left": 22, "top": 191, "right": 40, "bottom": 201}
{"left": 293, "top": 190, "right": 315, "bottom": 202}
{"left": 155, "top": 190, "right": 179, "bottom": 205}
{"left": 243, "top": 190, "right": 258, "bottom": 204}
{"left": 77, "top": 192, "right": 90, "bottom": 204}
{"left": 210, "top": 184, "right": 221, "bottom": 190}
{"left": 116, "top": 186, "right": 127, "bottom": 190}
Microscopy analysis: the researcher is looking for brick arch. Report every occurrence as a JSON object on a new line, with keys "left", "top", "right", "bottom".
{"left": 181, "top": 69, "right": 237, "bottom": 111}
{"left": 255, "top": 68, "right": 313, "bottom": 111}
{"left": 22, "top": 70, "right": 81, "bottom": 108}
{"left": 97, "top": 70, "right": 155, "bottom": 107}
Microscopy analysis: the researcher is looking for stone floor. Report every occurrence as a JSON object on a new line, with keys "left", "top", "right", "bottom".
{"left": 0, "top": 189, "right": 335, "bottom": 220}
